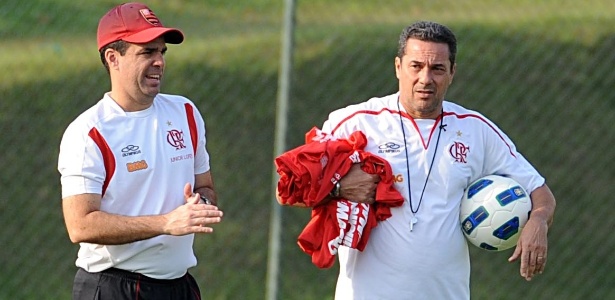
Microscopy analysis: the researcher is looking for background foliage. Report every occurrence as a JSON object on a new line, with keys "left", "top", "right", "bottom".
{"left": 1, "top": 0, "right": 613, "bottom": 299}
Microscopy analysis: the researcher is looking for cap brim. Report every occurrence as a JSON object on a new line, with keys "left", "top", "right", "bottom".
{"left": 123, "top": 27, "right": 184, "bottom": 45}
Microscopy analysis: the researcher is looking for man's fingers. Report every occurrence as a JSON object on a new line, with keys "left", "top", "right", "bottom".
{"left": 183, "top": 183, "right": 193, "bottom": 198}
{"left": 508, "top": 245, "right": 521, "bottom": 262}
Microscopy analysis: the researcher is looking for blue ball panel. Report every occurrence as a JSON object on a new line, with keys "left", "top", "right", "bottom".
{"left": 462, "top": 206, "right": 489, "bottom": 235}
{"left": 479, "top": 243, "right": 498, "bottom": 251}
{"left": 493, "top": 216, "right": 520, "bottom": 240}
{"left": 466, "top": 179, "right": 494, "bottom": 199}
{"left": 496, "top": 186, "right": 527, "bottom": 206}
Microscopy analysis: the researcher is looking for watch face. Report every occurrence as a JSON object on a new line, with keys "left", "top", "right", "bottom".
{"left": 200, "top": 196, "right": 212, "bottom": 205}
{"left": 331, "top": 182, "right": 341, "bottom": 198}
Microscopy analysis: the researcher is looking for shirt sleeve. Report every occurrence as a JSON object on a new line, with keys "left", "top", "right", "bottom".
{"left": 321, "top": 107, "right": 355, "bottom": 138}
{"left": 190, "top": 103, "right": 210, "bottom": 175}
{"left": 481, "top": 119, "right": 545, "bottom": 193}
{"left": 58, "top": 121, "right": 106, "bottom": 198}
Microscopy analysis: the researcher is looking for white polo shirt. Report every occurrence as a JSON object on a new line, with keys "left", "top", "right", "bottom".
{"left": 58, "top": 93, "right": 210, "bottom": 279}
{"left": 322, "top": 92, "right": 545, "bottom": 300}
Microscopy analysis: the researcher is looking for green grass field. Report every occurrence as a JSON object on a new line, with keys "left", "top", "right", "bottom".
{"left": 1, "top": 0, "right": 614, "bottom": 299}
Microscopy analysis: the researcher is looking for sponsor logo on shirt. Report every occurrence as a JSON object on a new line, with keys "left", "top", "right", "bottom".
{"left": 126, "top": 160, "right": 148, "bottom": 172}
{"left": 393, "top": 174, "right": 404, "bottom": 183}
{"left": 378, "top": 142, "right": 402, "bottom": 154}
{"left": 121, "top": 144, "right": 141, "bottom": 157}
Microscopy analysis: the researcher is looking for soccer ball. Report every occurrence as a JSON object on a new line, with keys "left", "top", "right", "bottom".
{"left": 459, "top": 175, "right": 532, "bottom": 251}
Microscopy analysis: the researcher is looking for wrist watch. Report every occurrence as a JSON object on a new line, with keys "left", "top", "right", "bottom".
{"left": 200, "top": 195, "right": 212, "bottom": 205}
{"left": 329, "top": 182, "right": 341, "bottom": 198}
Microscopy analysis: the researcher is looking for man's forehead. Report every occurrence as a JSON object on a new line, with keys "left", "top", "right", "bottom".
{"left": 404, "top": 39, "right": 450, "bottom": 63}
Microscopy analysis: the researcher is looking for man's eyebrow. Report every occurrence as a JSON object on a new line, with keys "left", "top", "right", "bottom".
{"left": 415, "top": 60, "right": 447, "bottom": 67}
{"left": 142, "top": 46, "right": 168, "bottom": 52}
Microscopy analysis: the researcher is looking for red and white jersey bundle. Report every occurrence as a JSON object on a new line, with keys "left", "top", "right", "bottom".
{"left": 275, "top": 127, "right": 404, "bottom": 268}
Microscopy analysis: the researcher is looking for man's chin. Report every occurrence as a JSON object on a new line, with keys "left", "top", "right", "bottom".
{"left": 144, "top": 88, "right": 161, "bottom": 97}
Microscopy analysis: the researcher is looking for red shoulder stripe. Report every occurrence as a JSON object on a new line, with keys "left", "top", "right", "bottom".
{"left": 184, "top": 103, "right": 198, "bottom": 156}
{"left": 331, "top": 108, "right": 399, "bottom": 135}
{"left": 88, "top": 128, "right": 116, "bottom": 196}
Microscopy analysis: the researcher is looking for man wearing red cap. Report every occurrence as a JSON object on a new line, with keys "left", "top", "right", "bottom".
{"left": 58, "top": 3, "right": 222, "bottom": 299}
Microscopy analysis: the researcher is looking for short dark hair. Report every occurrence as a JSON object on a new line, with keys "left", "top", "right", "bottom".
{"left": 397, "top": 21, "right": 457, "bottom": 69}
{"left": 99, "top": 40, "right": 129, "bottom": 73}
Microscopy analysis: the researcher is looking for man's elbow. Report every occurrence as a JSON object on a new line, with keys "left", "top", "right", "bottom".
{"left": 65, "top": 224, "right": 94, "bottom": 244}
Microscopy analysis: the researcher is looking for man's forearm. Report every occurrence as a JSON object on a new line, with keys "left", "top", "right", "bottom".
{"left": 529, "top": 184, "right": 556, "bottom": 227}
{"left": 70, "top": 211, "right": 167, "bottom": 245}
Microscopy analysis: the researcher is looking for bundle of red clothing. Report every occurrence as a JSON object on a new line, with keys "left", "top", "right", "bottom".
{"left": 275, "top": 127, "right": 404, "bottom": 268}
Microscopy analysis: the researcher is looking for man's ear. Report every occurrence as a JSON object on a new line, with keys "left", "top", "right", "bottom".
{"left": 394, "top": 56, "right": 402, "bottom": 79}
{"left": 104, "top": 49, "right": 119, "bottom": 70}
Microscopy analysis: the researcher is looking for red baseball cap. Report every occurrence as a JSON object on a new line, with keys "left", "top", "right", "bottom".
{"left": 97, "top": 2, "right": 184, "bottom": 50}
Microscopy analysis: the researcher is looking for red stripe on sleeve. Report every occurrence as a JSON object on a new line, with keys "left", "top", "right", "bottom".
{"left": 88, "top": 128, "right": 116, "bottom": 196}
{"left": 184, "top": 103, "right": 198, "bottom": 156}
{"left": 330, "top": 108, "right": 400, "bottom": 135}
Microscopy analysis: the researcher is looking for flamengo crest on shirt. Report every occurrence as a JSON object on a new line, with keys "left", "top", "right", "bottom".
{"left": 449, "top": 141, "right": 470, "bottom": 163}
{"left": 167, "top": 129, "right": 186, "bottom": 150}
